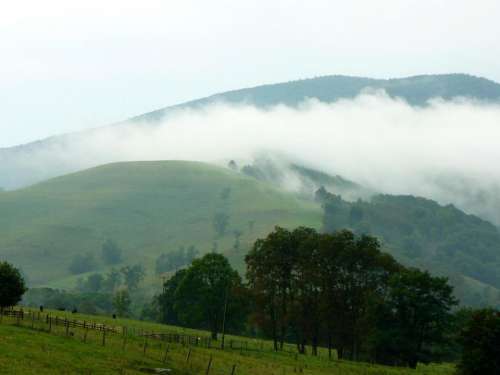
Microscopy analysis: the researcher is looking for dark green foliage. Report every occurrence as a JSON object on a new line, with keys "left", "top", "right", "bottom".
{"left": 101, "top": 239, "right": 123, "bottom": 265}
{"left": 213, "top": 212, "right": 229, "bottom": 237}
{"left": 156, "top": 269, "right": 188, "bottom": 325}
{"left": 374, "top": 269, "right": 458, "bottom": 368}
{"left": 0, "top": 261, "right": 27, "bottom": 309}
{"left": 68, "top": 253, "right": 96, "bottom": 275}
{"left": 246, "top": 226, "right": 455, "bottom": 365}
{"left": 458, "top": 309, "right": 500, "bottom": 375}
{"left": 317, "top": 189, "right": 500, "bottom": 303}
{"left": 157, "top": 253, "right": 248, "bottom": 339}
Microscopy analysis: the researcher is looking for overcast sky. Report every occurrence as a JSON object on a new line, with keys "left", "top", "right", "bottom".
{"left": 1, "top": 0, "right": 499, "bottom": 147}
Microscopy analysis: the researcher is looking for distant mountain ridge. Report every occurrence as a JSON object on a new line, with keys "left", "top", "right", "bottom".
{"left": 129, "top": 73, "right": 500, "bottom": 123}
{"left": 2, "top": 73, "right": 500, "bottom": 191}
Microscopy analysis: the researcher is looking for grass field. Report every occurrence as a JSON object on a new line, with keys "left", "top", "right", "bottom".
{"left": 0, "top": 309, "right": 455, "bottom": 375}
{"left": 0, "top": 161, "right": 321, "bottom": 287}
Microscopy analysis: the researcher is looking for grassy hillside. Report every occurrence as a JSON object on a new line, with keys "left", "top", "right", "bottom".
{"left": 0, "top": 161, "right": 321, "bottom": 286}
{"left": 0, "top": 309, "right": 455, "bottom": 375}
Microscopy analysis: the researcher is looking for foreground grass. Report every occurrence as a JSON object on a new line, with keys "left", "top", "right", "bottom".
{"left": 0, "top": 309, "right": 455, "bottom": 375}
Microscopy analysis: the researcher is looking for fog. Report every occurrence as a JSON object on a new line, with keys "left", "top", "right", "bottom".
{"left": 3, "top": 91, "right": 500, "bottom": 224}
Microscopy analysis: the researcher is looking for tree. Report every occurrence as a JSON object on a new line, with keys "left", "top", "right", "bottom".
{"left": 213, "top": 212, "right": 229, "bottom": 237}
{"left": 246, "top": 226, "right": 298, "bottom": 351}
{"left": 174, "top": 253, "right": 247, "bottom": 339}
{"left": 156, "top": 269, "right": 188, "bottom": 325}
{"left": 375, "top": 268, "right": 458, "bottom": 368}
{"left": 120, "top": 264, "right": 145, "bottom": 291}
{"left": 68, "top": 252, "right": 96, "bottom": 274}
{"left": 102, "top": 268, "right": 122, "bottom": 292}
{"left": 85, "top": 273, "right": 104, "bottom": 293}
{"left": 0, "top": 261, "right": 27, "bottom": 311}
{"left": 458, "top": 308, "right": 500, "bottom": 375}
{"left": 101, "top": 239, "right": 123, "bottom": 265}
{"left": 113, "top": 289, "right": 131, "bottom": 317}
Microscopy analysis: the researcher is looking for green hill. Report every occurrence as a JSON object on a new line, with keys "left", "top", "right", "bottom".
{"left": 0, "top": 161, "right": 321, "bottom": 286}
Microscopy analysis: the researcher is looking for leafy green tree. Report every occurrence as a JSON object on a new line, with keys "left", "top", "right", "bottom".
{"left": 0, "top": 261, "right": 27, "bottom": 311}
{"left": 246, "top": 226, "right": 298, "bottom": 351}
{"left": 101, "top": 239, "right": 123, "bottom": 265}
{"left": 375, "top": 268, "right": 458, "bottom": 368}
{"left": 174, "top": 253, "right": 247, "bottom": 339}
{"left": 68, "top": 252, "right": 96, "bottom": 274}
{"left": 156, "top": 269, "right": 188, "bottom": 325}
{"left": 458, "top": 308, "right": 500, "bottom": 375}
{"left": 120, "top": 264, "right": 145, "bottom": 291}
{"left": 113, "top": 289, "right": 131, "bottom": 317}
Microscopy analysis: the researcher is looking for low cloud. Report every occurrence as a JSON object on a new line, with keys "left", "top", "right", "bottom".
{"left": 3, "top": 91, "right": 500, "bottom": 224}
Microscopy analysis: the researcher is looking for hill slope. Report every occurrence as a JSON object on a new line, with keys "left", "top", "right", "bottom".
{"left": 0, "top": 161, "right": 321, "bottom": 285}
{"left": 2, "top": 74, "right": 500, "bottom": 190}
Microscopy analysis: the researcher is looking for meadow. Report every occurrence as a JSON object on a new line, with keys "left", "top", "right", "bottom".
{"left": 0, "top": 308, "right": 455, "bottom": 375}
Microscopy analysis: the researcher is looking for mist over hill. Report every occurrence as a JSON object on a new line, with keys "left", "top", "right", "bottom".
{"left": 2, "top": 74, "right": 500, "bottom": 227}
{"left": 2, "top": 73, "right": 500, "bottom": 187}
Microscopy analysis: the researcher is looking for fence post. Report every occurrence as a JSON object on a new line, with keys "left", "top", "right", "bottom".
{"left": 102, "top": 325, "right": 106, "bottom": 346}
{"left": 185, "top": 348, "right": 192, "bottom": 363}
{"left": 162, "top": 344, "right": 170, "bottom": 363}
{"left": 205, "top": 355, "right": 213, "bottom": 375}
{"left": 49, "top": 316, "right": 52, "bottom": 332}
{"left": 230, "top": 364, "right": 237, "bottom": 375}
{"left": 143, "top": 336, "right": 148, "bottom": 356}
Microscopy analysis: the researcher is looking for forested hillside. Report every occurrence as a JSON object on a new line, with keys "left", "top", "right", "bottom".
{"left": 316, "top": 188, "right": 500, "bottom": 307}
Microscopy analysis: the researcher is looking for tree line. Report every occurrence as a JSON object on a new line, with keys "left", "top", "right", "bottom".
{"left": 149, "top": 227, "right": 458, "bottom": 368}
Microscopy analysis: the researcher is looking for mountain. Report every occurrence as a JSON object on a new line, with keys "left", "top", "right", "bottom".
{"left": 2, "top": 74, "right": 500, "bottom": 191}
{"left": 131, "top": 73, "right": 500, "bottom": 123}
{"left": 0, "top": 160, "right": 321, "bottom": 286}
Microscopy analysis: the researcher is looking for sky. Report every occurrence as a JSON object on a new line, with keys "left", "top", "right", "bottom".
{"left": 1, "top": 0, "right": 500, "bottom": 147}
